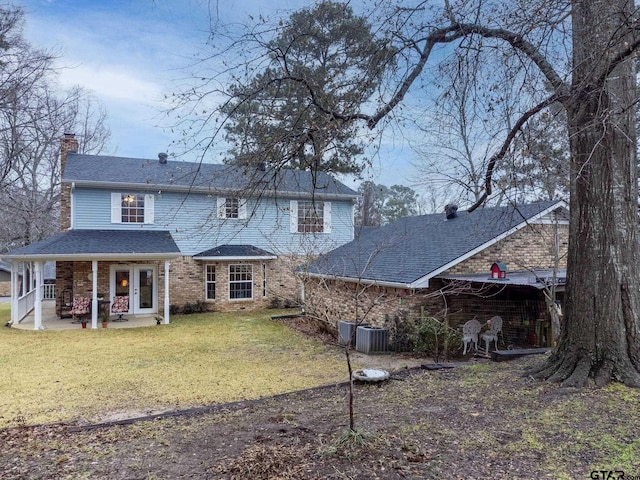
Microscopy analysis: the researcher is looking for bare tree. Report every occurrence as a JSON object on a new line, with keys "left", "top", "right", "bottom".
{"left": 0, "top": 6, "right": 57, "bottom": 187}
{"left": 0, "top": 86, "right": 110, "bottom": 252}
{"left": 0, "top": 6, "right": 111, "bottom": 252}
{"left": 177, "top": 0, "right": 640, "bottom": 387}
{"left": 411, "top": 54, "right": 497, "bottom": 206}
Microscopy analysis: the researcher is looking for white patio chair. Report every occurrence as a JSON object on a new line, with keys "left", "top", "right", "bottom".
{"left": 481, "top": 316, "right": 503, "bottom": 353}
{"left": 462, "top": 319, "right": 482, "bottom": 355}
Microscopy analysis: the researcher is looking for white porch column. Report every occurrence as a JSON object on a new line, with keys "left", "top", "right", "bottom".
{"left": 25, "top": 262, "right": 29, "bottom": 293}
{"left": 10, "top": 261, "right": 19, "bottom": 324}
{"left": 33, "top": 261, "right": 43, "bottom": 330}
{"left": 91, "top": 260, "right": 98, "bottom": 329}
{"left": 164, "top": 260, "right": 170, "bottom": 324}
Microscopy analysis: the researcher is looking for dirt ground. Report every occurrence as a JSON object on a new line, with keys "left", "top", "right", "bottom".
{"left": 1, "top": 320, "right": 639, "bottom": 479}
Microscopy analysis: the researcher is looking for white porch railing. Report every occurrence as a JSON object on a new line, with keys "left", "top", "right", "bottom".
{"left": 17, "top": 290, "right": 35, "bottom": 321}
{"left": 42, "top": 284, "right": 56, "bottom": 300}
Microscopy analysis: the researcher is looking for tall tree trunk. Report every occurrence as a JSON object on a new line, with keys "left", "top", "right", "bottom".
{"left": 530, "top": 0, "right": 640, "bottom": 387}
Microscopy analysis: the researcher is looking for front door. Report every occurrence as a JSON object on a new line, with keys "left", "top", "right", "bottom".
{"left": 110, "top": 265, "right": 157, "bottom": 315}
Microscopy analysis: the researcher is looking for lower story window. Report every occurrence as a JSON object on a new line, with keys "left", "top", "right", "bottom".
{"left": 229, "top": 264, "right": 253, "bottom": 300}
{"left": 206, "top": 265, "right": 216, "bottom": 300}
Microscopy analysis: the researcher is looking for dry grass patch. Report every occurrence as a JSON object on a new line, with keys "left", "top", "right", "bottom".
{"left": 0, "top": 310, "right": 352, "bottom": 428}
{"left": 0, "top": 302, "right": 9, "bottom": 324}
{"left": 1, "top": 356, "right": 640, "bottom": 479}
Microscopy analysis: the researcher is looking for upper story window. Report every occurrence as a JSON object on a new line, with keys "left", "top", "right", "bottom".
{"left": 290, "top": 200, "right": 332, "bottom": 234}
{"left": 111, "top": 193, "right": 154, "bottom": 224}
{"left": 121, "top": 194, "right": 145, "bottom": 223}
{"left": 217, "top": 197, "right": 247, "bottom": 219}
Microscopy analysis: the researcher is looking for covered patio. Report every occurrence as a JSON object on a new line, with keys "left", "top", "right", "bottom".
{"left": 12, "top": 299, "right": 160, "bottom": 330}
{"left": 4, "top": 230, "right": 180, "bottom": 330}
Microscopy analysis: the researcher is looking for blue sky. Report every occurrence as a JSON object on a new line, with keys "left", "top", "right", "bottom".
{"left": 17, "top": 0, "right": 417, "bottom": 189}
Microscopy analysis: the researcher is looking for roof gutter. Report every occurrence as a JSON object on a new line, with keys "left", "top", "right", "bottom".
{"left": 194, "top": 255, "right": 277, "bottom": 261}
{"left": 64, "top": 180, "right": 358, "bottom": 202}
{"left": 4, "top": 253, "right": 181, "bottom": 261}
{"left": 301, "top": 271, "right": 424, "bottom": 290}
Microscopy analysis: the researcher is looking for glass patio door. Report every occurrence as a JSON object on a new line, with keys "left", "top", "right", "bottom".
{"left": 110, "top": 265, "right": 156, "bottom": 315}
{"left": 134, "top": 266, "right": 155, "bottom": 314}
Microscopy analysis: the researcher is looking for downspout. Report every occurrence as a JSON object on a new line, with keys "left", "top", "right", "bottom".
{"left": 164, "top": 261, "right": 170, "bottom": 324}
{"left": 70, "top": 182, "right": 75, "bottom": 230}
{"left": 34, "top": 261, "right": 42, "bottom": 330}
{"left": 91, "top": 260, "right": 98, "bottom": 329}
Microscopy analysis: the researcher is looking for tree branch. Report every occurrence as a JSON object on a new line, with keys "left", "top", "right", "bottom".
{"left": 468, "top": 94, "right": 560, "bottom": 212}
{"left": 364, "top": 22, "right": 566, "bottom": 130}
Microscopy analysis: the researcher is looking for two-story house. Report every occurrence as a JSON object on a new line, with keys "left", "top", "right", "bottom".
{"left": 5, "top": 134, "right": 358, "bottom": 329}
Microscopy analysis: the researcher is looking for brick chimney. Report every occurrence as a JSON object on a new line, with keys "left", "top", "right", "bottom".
{"left": 60, "top": 133, "right": 78, "bottom": 230}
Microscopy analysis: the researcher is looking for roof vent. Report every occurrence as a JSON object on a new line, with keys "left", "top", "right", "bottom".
{"left": 445, "top": 204, "right": 458, "bottom": 219}
{"left": 158, "top": 152, "right": 168, "bottom": 164}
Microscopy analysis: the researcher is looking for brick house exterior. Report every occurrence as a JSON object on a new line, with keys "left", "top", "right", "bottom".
{"left": 301, "top": 201, "right": 568, "bottom": 349}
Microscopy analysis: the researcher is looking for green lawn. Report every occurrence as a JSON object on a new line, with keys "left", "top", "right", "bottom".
{"left": 0, "top": 308, "right": 351, "bottom": 428}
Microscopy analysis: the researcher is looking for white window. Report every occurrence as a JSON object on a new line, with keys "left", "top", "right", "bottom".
{"left": 205, "top": 265, "right": 216, "bottom": 300}
{"left": 289, "top": 200, "right": 332, "bottom": 233}
{"left": 217, "top": 197, "right": 247, "bottom": 219}
{"left": 111, "top": 193, "right": 154, "bottom": 224}
{"left": 229, "top": 264, "right": 253, "bottom": 300}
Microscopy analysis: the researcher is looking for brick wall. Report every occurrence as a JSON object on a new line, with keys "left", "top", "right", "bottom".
{"left": 303, "top": 276, "right": 553, "bottom": 348}
{"left": 164, "top": 255, "right": 304, "bottom": 312}
{"left": 54, "top": 254, "right": 305, "bottom": 316}
{"left": 59, "top": 134, "right": 78, "bottom": 231}
{"left": 303, "top": 223, "right": 568, "bottom": 331}
{"left": 446, "top": 223, "right": 568, "bottom": 274}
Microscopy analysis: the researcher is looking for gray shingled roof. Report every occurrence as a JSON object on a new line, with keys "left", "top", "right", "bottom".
{"left": 0, "top": 259, "right": 11, "bottom": 273}
{"left": 5, "top": 230, "right": 180, "bottom": 259}
{"left": 303, "top": 201, "right": 566, "bottom": 287}
{"left": 194, "top": 244, "right": 276, "bottom": 259}
{"left": 0, "top": 259, "right": 55, "bottom": 279}
{"left": 63, "top": 153, "right": 358, "bottom": 198}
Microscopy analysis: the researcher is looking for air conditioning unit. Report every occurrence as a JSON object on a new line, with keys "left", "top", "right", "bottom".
{"left": 355, "top": 326, "right": 388, "bottom": 354}
{"left": 338, "top": 321, "right": 369, "bottom": 346}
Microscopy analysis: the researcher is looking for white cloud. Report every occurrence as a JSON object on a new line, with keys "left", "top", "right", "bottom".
{"left": 57, "top": 63, "right": 164, "bottom": 104}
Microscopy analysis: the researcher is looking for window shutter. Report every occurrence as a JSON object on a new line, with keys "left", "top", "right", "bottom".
{"left": 323, "top": 202, "right": 332, "bottom": 233}
{"left": 290, "top": 200, "right": 298, "bottom": 233}
{"left": 144, "top": 194, "right": 154, "bottom": 224}
{"left": 239, "top": 198, "right": 247, "bottom": 219}
{"left": 217, "top": 197, "right": 226, "bottom": 219}
{"left": 111, "top": 193, "right": 121, "bottom": 223}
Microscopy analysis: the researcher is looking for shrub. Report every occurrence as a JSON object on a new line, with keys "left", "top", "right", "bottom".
{"left": 413, "top": 316, "right": 462, "bottom": 362}
{"left": 182, "top": 303, "right": 194, "bottom": 315}
{"left": 385, "top": 311, "right": 415, "bottom": 352}
{"left": 193, "top": 300, "right": 208, "bottom": 313}
{"left": 269, "top": 297, "right": 284, "bottom": 309}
